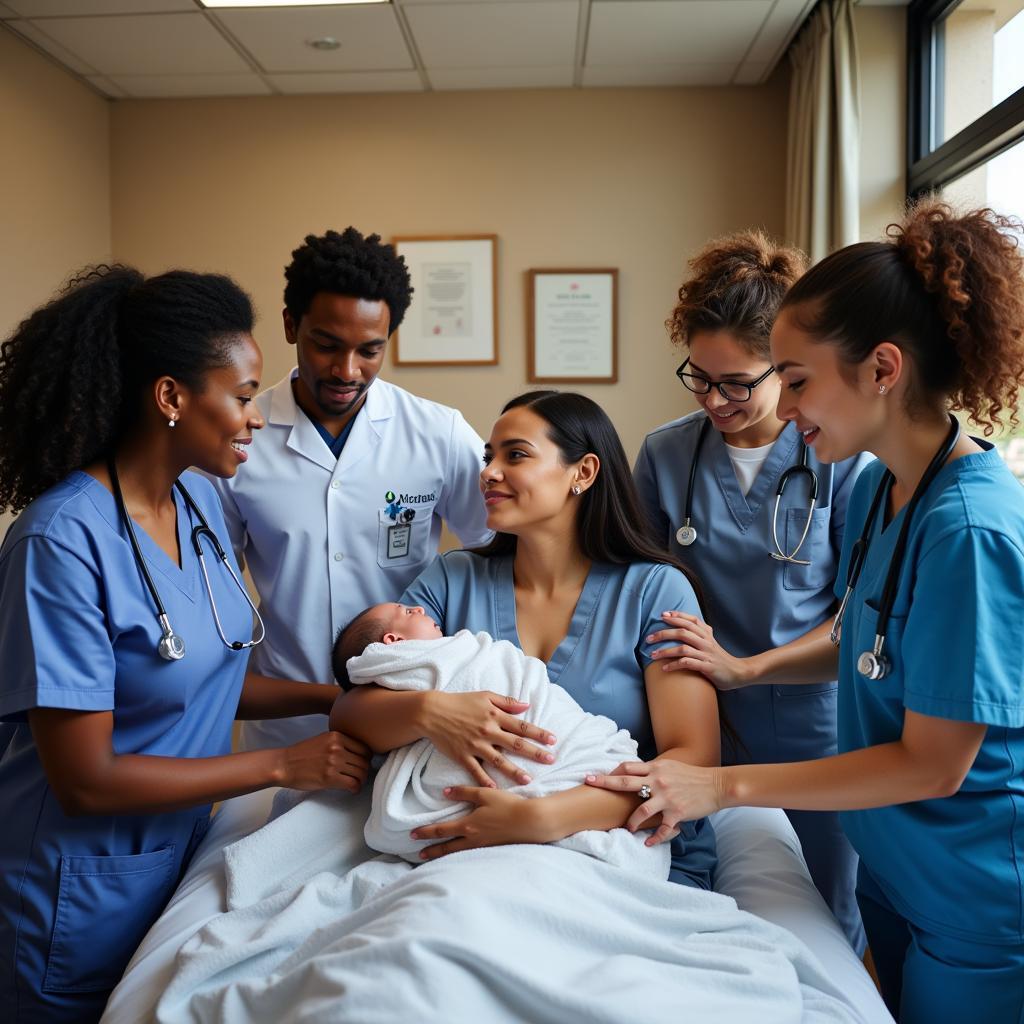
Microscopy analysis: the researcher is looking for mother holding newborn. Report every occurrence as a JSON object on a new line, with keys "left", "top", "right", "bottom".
{"left": 331, "top": 390, "right": 721, "bottom": 888}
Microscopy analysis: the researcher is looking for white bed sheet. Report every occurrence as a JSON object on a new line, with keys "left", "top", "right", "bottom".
{"left": 101, "top": 793, "right": 892, "bottom": 1024}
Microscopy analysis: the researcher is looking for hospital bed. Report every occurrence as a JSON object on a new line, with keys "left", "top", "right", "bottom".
{"left": 101, "top": 792, "right": 893, "bottom": 1023}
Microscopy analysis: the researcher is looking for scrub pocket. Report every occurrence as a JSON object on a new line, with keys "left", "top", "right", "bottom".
{"left": 376, "top": 504, "right": 432, "bottom": 570}
{"left": 782, "top": 507, "right": 834, "bottom": 592}
{"left": 43, "top": 844, "right": 176, "bottom": 993}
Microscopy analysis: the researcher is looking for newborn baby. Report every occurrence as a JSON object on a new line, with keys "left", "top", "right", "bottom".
{"left": 332, "top": 603, "right": 669, "bottom": 876}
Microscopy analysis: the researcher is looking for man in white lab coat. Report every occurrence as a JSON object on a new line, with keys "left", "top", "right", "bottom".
{"left": 209, "top": 227, "right": 492, "bottom": 750}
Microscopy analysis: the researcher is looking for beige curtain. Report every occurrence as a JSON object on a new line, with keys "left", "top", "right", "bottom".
{"left": 785, "top": 0, "right": 861, "bottom": 262}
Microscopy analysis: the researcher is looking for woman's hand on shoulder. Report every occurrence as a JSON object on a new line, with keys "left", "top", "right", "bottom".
{"left": 647, "top": 611, "right": 753, "bottom": 691}
{"left": 411, "top": 785, "right": 552, "bottom": 860}
{"left": 276, "top": 731, "right": 371, "bottom": 793}
{"left": 419, "top": 690, "right": 557, "bottom": 787}
{"left": 584, "top": 759, "right": 727, "bottom": 843}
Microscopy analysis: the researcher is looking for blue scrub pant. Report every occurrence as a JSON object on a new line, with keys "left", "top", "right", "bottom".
{"left": 858, "top": 866, "right": 1024, "bottom": 1024}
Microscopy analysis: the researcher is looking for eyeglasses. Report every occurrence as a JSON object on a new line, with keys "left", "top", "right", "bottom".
{"left": 675, "top": 359, "right": 775, "bottom": 403}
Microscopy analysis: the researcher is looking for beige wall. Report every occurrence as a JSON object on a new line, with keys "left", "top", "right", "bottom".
{"left": 0, "top": 27, "right": 111, "bottom": 340}
{"left": 110, "top": 80, "right": 790, "bottom": 462}
{"left": 855, "top": 5, "right": 908, "bottom": 241}
{"left": 0, "top": 27, "right": 111, "bottom": 534}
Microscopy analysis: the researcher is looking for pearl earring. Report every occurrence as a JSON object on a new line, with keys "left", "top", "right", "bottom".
{"left": 571, "top": 485, "right": 581, "bottom": 496}
{"left": 878, "top": 385, "right": 887, "bottom": 395}
{"left": 168, "top": 416, "right": 177, "bottom": 427}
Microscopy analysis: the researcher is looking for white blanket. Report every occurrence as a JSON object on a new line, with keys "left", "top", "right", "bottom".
{"left": 156, "top": 793, "right": 861, "bottom": 1024}
{"left": 348, "top": 630, "right": 668, "bottom": 875}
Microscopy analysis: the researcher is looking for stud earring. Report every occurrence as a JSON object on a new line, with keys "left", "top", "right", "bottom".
{"left": 168, "top": 416, "right": 177, "bottom": 427}
{"left": 878, "top": 384, "right": 887, "bottom": 395}
{"left": 571, "top": 485, "right": 581, "bottom": 496}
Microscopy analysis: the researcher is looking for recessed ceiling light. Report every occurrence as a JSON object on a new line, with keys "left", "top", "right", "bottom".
{"left": 200, "top": 1, "right": 388, "bottom": 8}
{"left": 307, "top": 36, "right": 341, "bottom": 50}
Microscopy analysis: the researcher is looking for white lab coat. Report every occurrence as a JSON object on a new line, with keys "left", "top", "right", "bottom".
{"left": 207, "top": 371, "right": 492, "bottom": 750}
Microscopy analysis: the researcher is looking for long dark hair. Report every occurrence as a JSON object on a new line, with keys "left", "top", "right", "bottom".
{"left": 474, "top": 390, "right": 707, "bottom": 615}
{"left": 475, "top": 390, "right": 743, "bottom": 751}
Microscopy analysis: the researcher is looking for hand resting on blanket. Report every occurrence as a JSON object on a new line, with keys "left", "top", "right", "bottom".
{"left": 335, "top": 609, "right": 671, "bottom": 876}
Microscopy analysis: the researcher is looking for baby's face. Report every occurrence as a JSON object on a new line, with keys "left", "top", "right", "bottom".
{"left": 377, "top": 603, "right": 443, "bottom": 642}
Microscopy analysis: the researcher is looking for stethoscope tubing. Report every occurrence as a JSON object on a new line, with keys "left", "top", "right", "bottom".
{"left": 108, "top": 459, "right": 264, "bottom": 660}
{"left": 830, "top": 414, "right": 961, "bottom": 679}
{"left": 677, "top": 416, "right": 818, "bottom": 564}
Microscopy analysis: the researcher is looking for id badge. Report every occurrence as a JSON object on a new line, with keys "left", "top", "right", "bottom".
{"left": 387, "top": 523, "right": 411, "bottom": 559}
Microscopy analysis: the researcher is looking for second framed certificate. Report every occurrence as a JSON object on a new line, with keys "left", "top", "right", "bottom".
{"left": 527, "top": 269, "right": 618, "bottom": 384}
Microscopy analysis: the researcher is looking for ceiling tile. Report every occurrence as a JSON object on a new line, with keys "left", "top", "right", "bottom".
{"left": 406, "top": 0, "right": 577, "bottom": 69}
{"left": 6, "top": 20, "right": 100, "bottom": 73}
{"left": 582, "top": 62, "right": 736, "bottom": 87}
{"left": 732, "top": 59, "right": 771, "bottom": 85}
{"left": 430, "top": 65, "right": 573, "bottom": 90}
{"left": 745, "top": 0, "right": 814, "bottom": 64}
{"left": 587, "top": 0, "right": 771, "bottom": 66}
{"left": 215, "top": 6, "right": 412, "bottom": 72}
{"left": 38, "top": 13, "right": 251, "bottom": 74}
{"left": 5, "top": 1, "right": 194, "bottom": 14}
{"left": 267, "top": 70, "right": 423, "bottom": 93}
{"left": 108, "top": 72, "right": 273, "bottom": 97}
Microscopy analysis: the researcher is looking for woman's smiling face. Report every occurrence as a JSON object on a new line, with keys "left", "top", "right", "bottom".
{"left": 771, "top": 306, "right": 880, "bottom": 464}
{"left": 479, "top": 406, "right": 580, "bottom": 536}
{"left": 685, "top": 329, "right": 781, "bottom": 444}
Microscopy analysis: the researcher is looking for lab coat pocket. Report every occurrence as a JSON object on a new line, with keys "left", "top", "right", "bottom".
{"left": 781, "top": 506, "right": 834, "bottom": 592}
{"left": 376, "top": 505, "right": 432, "bottom": 570}
{"left": 43, "top": 844, "right": 176, "bottom": 993}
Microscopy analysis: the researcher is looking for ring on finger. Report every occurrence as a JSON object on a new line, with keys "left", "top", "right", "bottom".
{"left": 638, "top": 784, "right": 653, "bottom": 801}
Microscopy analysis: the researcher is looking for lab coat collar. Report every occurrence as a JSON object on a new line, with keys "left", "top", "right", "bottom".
{"left": 268, "top": 370, "right": 394, "bottom": 474}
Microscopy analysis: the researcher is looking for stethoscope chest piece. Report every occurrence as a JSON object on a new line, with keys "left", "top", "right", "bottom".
{"left": 856, "top": 648, "right": 890, "bottom": 681}
{"left": 676, "top": 523, "right": 697, "bottom": 546}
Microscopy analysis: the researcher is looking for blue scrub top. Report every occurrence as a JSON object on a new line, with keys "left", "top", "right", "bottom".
{"left": 0, "top": 471, "right": 251, "bottom": 1011}
{"left": 634, "top": 413, "right": 871, "bottom": 763}
{"left": 401, "top": 551, "right": 717, "bottom": 888}
{"left": 835, "top": 445, "right": 1024, "bottom": 945}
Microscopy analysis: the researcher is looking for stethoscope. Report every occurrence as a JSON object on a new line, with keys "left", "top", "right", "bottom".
{"left": 829, "top": 414, "right": 960, "bottom": 680}
{"left": 109, "top": 459, "right": 265, "bottom": 661}
{"left": 675, "top": 416, "right": 819, "bottom": 564}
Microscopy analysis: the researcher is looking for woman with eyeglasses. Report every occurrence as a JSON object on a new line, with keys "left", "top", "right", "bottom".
{"left": 632, "top": 232, "right": 871, "bottom": 953}
{"left": 596, "top": 202, "right": 1024, "bottom": 1024}
{"left": 0, "top": 266, "right": 370, "bottom": 1022}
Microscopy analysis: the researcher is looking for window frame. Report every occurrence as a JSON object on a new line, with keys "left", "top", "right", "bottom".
{"left": 907, "top": 0, "right": 1024, "bottom": 196}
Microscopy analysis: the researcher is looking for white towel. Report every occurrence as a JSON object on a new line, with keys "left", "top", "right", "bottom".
{"left": 347, "top": 629, "right": 668, "bottom": 876}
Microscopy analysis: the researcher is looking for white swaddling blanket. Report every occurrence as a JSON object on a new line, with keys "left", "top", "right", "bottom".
{"left": 347, "top": 629, "right": 669, "bottom": 875}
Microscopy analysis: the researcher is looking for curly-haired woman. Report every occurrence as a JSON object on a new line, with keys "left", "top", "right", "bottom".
{"left": 0, "top": 267, "right": 369, "bottom": 1022}
{"left": 631, "top": 230, "right": 871, "bottom": 951}
{"left": 589, "top": 201, "right": 1024, "bottom": 1023}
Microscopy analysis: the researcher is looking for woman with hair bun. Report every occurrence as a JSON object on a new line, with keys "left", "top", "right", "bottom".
{"left": 633, "top": 230, "right": 871, "bottom": 951}
{"left": 590, "top": 201, "right": 1024, "bottom": 1022}
{"left": 0, "top": 267, "right": 370, "bottom": 1022}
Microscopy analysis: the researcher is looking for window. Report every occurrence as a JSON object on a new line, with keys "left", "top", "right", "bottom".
{"left": 908, "top": 0, "right": 1024, "bottom": 480}
{"left": 908, "top": 0, "right": 1024, "bottom": 196}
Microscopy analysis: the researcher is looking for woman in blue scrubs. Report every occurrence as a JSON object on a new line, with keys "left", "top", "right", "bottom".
{"left": 587, "top": 201, "right": 1024, "bottom": 1024}
{"left": 0, "top": 266, "right": 370, "bottom": 1022}
{"left": 331, "top": 391, "right": 721, "bottom": 889}
{"left": 633, "top": 232, "right": 871, "bottom": 950}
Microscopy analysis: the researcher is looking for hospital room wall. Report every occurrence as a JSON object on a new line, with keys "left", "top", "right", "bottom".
{"left": 0, "top": 25, "right": 112, "bottom": 538}
{"left": 108, "top": 81, "right": 789, "bottom": 464}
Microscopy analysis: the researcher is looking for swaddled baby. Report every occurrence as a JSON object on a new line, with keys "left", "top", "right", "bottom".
{"left": 332, "top": 603, "right": 669, "bottom": 877}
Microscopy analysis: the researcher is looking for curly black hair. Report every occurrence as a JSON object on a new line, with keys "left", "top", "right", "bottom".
{"left": 283, "top": 227, "right": 413, "bottom": 333}
{"left": 0, "top": 264, "right": 254, "bottom": 513}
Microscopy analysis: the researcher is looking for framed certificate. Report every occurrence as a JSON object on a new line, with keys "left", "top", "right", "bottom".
{"left": 527, "top": 269, "right": 618, "bottom": 384}
{"left": 392, "top": 235, "right": 498, "bottom": 366}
